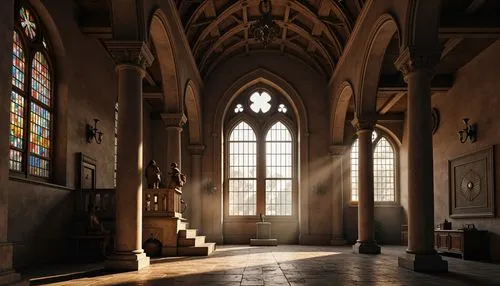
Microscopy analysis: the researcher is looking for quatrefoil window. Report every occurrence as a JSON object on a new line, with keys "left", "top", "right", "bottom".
{"left": 250, "top": 91, "right": 271, "bottom": 114}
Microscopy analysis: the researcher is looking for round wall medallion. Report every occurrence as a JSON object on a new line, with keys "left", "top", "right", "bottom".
{"left": 432, "top": 108, "right": 440, "bottom": 134}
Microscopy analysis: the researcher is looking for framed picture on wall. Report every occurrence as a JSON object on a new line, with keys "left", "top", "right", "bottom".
{"left": 78, "top": 153, "right": 96, "bottom": 190}
{"left": 449, "top": 146, "right": 495, "bottom": 218}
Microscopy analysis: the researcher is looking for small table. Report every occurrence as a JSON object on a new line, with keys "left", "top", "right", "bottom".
{"left": 434, "top": 229, "right": 489, "bottom": 260}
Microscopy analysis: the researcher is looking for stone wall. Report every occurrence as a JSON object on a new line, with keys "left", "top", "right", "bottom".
{"left": 0, "top": 0, "right": 119, "bottom": 268}
{"left": 431, "top": 40, "right": 500, "bottom": 261}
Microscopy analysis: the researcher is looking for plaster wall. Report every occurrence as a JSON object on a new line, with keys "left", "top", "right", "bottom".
{"left": 432, "top": 40, "right": 500, "bottom": 261}
{"left": 202, "top": 51, "right": 332, "bottom": 244}
{"left": 0, "top": 0, "right": 119, "bottom": 268}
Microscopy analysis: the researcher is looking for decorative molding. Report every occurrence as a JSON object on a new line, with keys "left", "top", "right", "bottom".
{"left": 188, "top": 144, "right": 205, "bottom": 155}
{"left": 103, "top": 41, "right": 154, "bottom": 68}
{"left": 329, "top": 145, "right": 350, "bottom": 156}
{"left": 449, "top": 146, "right": 495, "bottom": 218}
{"left": 351, "top": 114, "right": 375, "bottom": 131}
{"left": 161, "top": 113, "right": 187, "bottom": 127}
{"left": 394, "top": 46, "right": 441, "bottom": 78}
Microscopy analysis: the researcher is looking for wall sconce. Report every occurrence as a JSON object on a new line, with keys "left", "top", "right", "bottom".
{"left": 457, "top": 118, "right": 476, "bottom": 144}
{"left": 87, "top": 118, "right": 103, "bottom": 144}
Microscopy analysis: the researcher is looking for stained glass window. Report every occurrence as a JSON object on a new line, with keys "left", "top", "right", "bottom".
{"left": 228, "top": 122, "right": 257, "bottom": 216}
{"left": 351, "top": 131, "right": 397, "bottom": 202}
{"left": 20, "top": 7, "right": 36, "bottom": 40}
{"left": 10, "top": 2, "right": 53, "bottom": 179}
{"left": 265, "top": 122, "right": 293, "bottom": 216}
{"left": 12, "top": 32, "right": 25, "bottom": 90}
{"left": 31, "top": 52, "right": 51, "bottom": 106}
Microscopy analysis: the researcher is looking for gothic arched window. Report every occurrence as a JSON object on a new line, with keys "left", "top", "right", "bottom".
{"left": 225, "top": 89, "right": 297, "bottom": 218}
{"left": 350, "top": 130, "right": 397, "bottom": 202}
{"left": 10, "top": 1, "right": 54, "bottom": 179}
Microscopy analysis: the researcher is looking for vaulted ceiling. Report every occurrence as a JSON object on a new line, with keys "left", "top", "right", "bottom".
{"left": 175, "top": 0, "right": 365, "bottom": 77}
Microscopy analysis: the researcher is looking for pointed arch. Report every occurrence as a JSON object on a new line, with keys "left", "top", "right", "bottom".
{"left": 184, "top": 80, "right": 202, "bottom": 144}
{"left": 331, "top": 80, "right": 354, "bottom": 144}
{"left": 149, "top": 9, "right": 182, "bottom": 113}
{"left": 357, "top": 13, "right": 400, "bottom": 116}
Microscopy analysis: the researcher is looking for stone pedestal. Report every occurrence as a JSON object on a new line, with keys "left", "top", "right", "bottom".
{"left": 398, "top": 253, "right": 448, "bottom": 273}
{"left": 105, "top": 252, "right": 150, "bottom": 271}
{"left": 250, "top": 222, "right": 278, "bottom": 246}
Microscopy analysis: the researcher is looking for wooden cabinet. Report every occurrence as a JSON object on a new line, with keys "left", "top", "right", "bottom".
{"left": 434, "top": 230, "right": 489, "bottom": 261}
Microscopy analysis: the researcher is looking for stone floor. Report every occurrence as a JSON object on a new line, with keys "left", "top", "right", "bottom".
{"left": 29, "top": 245, "right": 500, "bottom": 286}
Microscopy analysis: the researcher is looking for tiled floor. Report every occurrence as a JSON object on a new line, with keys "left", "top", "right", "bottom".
{"left": 31, "top": 245, "right": 500, "bottom": 285}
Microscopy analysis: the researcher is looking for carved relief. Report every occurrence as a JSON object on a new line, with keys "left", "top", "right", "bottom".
{"left": 449, "top": 146, "right": 495, "bottom": 218}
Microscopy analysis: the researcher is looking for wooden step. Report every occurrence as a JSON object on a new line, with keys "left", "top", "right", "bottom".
{"left": 178, "top": 236, "right": 206, "bottom": 247}
{"left": 177, "top": 243, "right": 216, "bottom": 256}
{"left": 178, "top": 229, "right": 197, "bottom": 239}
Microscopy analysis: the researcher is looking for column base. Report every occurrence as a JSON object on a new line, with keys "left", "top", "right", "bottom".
{"left": 105, "top": 251, "right": 150, "bottom": 271}
{"left": 398, "top": 252, "right": 448, "bottom": 273}
{"left": 352, "top": 241, "right": 381, "bottom": 254}
{"left": 0, "top": 270, "right": 27, "bottom": 286}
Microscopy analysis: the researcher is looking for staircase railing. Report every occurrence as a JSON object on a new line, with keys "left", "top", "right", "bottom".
{"left": 143, "top": 188, "right": 183, "bottom": 218}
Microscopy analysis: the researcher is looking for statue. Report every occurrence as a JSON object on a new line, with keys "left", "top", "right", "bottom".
{"left": 145, "top": 160, "right": 162, "bottom": 189}
{"left": 168, "top": 162, "right": 186, "bottom": 189}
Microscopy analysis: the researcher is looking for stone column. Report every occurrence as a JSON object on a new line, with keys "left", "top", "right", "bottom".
{"left": 161, "top": 113, "right": 187, "bottom": 169}
{"left": 104, "top": 41, "right": 153, "bottom": 271}
{"left": 395, "top": 47, "right": 447, "bottom": 272}
{"left": 352, "top": 118, "right": 380, "bottom": 254}
{"left": 188, "top": 144, "right": 205, "bottom": 230}
{"left": 330, "top": 145, "right": 349, "bottom": 245}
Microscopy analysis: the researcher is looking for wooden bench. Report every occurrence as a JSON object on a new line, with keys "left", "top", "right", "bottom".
{"left": 70, "top": 234, "right": 113, "bottom": 261}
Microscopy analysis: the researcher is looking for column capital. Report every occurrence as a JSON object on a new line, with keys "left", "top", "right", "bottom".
{"left": 188, "top": 144, "right": 205, "bottom": 155}
{"left": 104, "top": 41, "right": 154, "bottom": 70}
{"left": 394, "top": 46, "right": 441, "bottom": 78}
{"left": 329, "top": 145, "right": 350, "bottom": 156}
{"left": 351, "top": 114, "right": 376, "bottom": 131}
{"left": 161, "top": 113, "right": 187, "bottom": 128}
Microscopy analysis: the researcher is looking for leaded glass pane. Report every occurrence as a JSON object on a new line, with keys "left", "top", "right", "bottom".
{"left": 10, "top": 91, "right": 25, "bottom": 150}
{"left": 20, "top": 7, "right": 37, "bottom": 40}
{"left": 9, "top": 149, "right": 23, "bottom": 172}
{"left": 12, "top": 32, "right": 25, "bottom": 90}
{"left": 28, "top": 155, "right": 49, "bottom": 177}
{"left": 265, "top": 122, "right": 293, "bottom": 216}
{"left": 29, "top": 102, "right": 51, "bottom": 160}
{"left": 228, "top": 122, "right": 257, "bottom": 216}
{"left": 31, "top": 52, "right": 51, "bottom": 106}
{"left": 374, "top": 137, "right": 395, "bottom": 201}
{"left": 351, "top": 139, "right": 359, "bottom": 201}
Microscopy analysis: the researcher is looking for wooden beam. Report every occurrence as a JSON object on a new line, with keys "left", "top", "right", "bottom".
{"left": 465, "top": 0, "right": 487, "bottom": 14}
{"left": 377, "top": 92, "right": 406, "bottom": 115}
{"left": 439, "top": 27, "right": 500, "bottom": 39}
{"left": 440, "top": 38, "right": 463, "bottom": 59}
{"left": 281, "top": 3, "right": 291, "bottom": 53}
{"left": 346, "top": 112, "right": 405, "bottom": 122}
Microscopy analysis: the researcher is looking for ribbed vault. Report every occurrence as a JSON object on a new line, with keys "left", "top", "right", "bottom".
{"left": 176, "top": 0, "right": 360, "bottom": 77}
